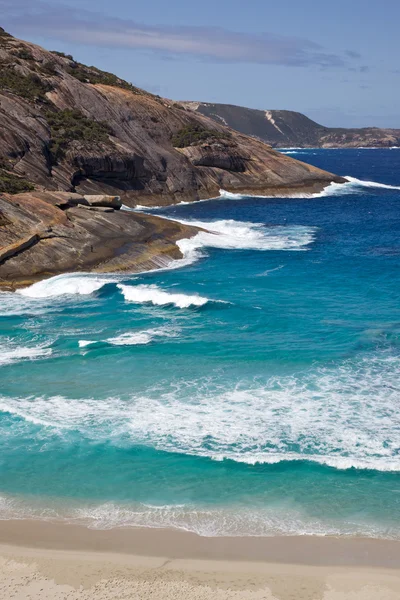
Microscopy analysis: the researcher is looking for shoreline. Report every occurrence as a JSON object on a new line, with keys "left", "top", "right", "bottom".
{"left": 1, "top": 521, "right": 400, "bottom": 599}
{"left": 0, "top": 178, "right": 341, "bottom": 292}
{"left": 1, "top": 519, "right": 400, "bottom": 569}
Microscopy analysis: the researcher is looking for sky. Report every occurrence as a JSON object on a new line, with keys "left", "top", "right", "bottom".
{"left": 1, "top": 0, "right": 399, "bottom": 128}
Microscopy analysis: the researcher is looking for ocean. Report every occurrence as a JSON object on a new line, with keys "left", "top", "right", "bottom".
{"left": 0, "top": 148, "right": 399, "bottom": 539}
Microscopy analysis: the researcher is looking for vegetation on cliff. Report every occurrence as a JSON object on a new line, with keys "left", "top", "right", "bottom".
{"left": 68, "top": 63, "right": 144, "bottom": 94}
{"left": 0, "top": 168, "right": 34, "bottom": 194}
{"left": 172, "top": 125, "right": 230, "bottom": 148}
{"left": 0, "top": 27, "right": 13, "bottom": 46}
{"left": 46, "top": 109, "right": 114, "bottom": 164}
{"left": 0, "top": 29, "right": 342, "bottom": 206}
{"left": 0, "top": 61, "right": 53, "bottom": 102}
{"left": 187, "top": 102, "right": 400, "bottom": 149}
{"left": 50, "top": 51, "right": 148, "bottom": 95}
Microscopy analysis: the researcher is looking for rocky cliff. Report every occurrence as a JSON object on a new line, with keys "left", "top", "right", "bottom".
{"left": 0, "top": 28, "right": 343, "bottom": 205}
{"left": 0, "top": 28, "right": 346, "bottom": 288}
{"left": 0, "top": 190, "right": 200, "bottom": 289}
{"left": 182, "top": 103, "right": 400, "bottom": 149}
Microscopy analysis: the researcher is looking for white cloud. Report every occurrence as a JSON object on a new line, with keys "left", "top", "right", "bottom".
{"left": 0, "top": 0, "right": 349, "bottom": 68}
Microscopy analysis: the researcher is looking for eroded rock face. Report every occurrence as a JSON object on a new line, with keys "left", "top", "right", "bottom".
{"left": 83, "top": 195, "right": 122, "bottom": 209}
{"left": 0, "top": 30, "right": 347, "bottom": 287}
{"left": 180, "top": 141, "right": 249, "bottom": 172}
{"left": 0, "top": 31, "right": 344, "bottom": 207}
{"left": 0, "top": 191, "right": 199, "bottom": 288}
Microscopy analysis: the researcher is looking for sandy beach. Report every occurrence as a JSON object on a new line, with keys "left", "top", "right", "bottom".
{"left": 0, "top": 521, "right": 399, "bottom": 599}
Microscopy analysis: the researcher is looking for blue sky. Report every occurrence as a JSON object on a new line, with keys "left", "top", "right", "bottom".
{"left": 1, "top": 0, "right": 399, "bottom": 127}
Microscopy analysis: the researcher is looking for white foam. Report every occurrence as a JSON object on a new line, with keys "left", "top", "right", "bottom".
{"left": 174, "top": 219, "right": 316, "bottom": 267}
{"left": 78, "top": 340, "right": 96, "bottom": 348}
{"left": 78, "top": 327, "right": 178, "bottom": 348}
{"left": 309, "top": 176, "right": 400, "bottom": 198}
{"left": 18, "top": 274, "right": 115, "bottom": 298}
{"left": 219, "top": 187, "right": 319, "bottom": 199}
{"left": 0, "top": 340, "right": 52, "bottom": 367}
{"left": 1, "top": 351, "right": 399, "bottom": 472}
{"left": 219, "top": 175, "right": 400, "bottom": 201}
{"left": 107, "top": 332, "right": 153, "bottom": 346}
{"left": 256, "top": 265, "right": 285, "bottom": 277}
{"left": 107, "top": 327, "right": 177, "bottom": 345}
{"left": 117, "top": 284, "right": 210, "bottom": 308}
{"left": 70, "top": 502, "right": 396, "bottom": 538}
{"left": 344, "top": 175, "right": 400, "bottom": 190}
{"left": 0, "top": 494, "right": 396, "bottom": 538}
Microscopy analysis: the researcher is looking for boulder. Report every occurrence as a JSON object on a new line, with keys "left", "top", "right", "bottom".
{"left": 83, "top": 195, "right": 122, "bottom": 209}
{"left": 77, "top": 205, "right": 115, "bottom": 213}
{"left": 43, "top": 192, "right": 88, "bottom": 208}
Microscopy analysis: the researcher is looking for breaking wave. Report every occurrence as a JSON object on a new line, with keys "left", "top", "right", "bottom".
{"left": 0, "top": 340, "right": 52, "bottom": 367}
{"left": 343, "top": 176, "right": 400, "bottom": 190}
{"left": 106, "top": 326, "right": 177, "bottom": 346}
{"left": 117, "top": 284, "right": 211, "bottom": 308}
{"left": 175, "top": 219, "right": 316, "bottom": 265}
{"left": 220, "top": 176, "right": 400, "bottom": 200}
{"left": 1, "top": 351, "right": 399, "bottom": 472}
{"left": 18, "top": 274, "right": 116, "bottom": 298}
{"left": 78, "top": 327, "right": 179, "bottom": 348}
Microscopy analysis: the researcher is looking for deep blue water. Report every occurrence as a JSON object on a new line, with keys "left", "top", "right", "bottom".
{"left": 0, "top": 148, "right": 399, "bottom": 537}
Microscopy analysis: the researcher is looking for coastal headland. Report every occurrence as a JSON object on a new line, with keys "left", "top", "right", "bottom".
{"left": 0, "top": 27, "right": 345, "bottom": 287}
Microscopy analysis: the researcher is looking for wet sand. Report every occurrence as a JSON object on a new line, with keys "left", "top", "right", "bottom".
{"left": 0, "top": 520, "right": 399, "bottom": 599}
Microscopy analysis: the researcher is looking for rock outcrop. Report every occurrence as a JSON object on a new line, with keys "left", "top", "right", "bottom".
{"left": 0, "top": 28, "right": 344, "bottom": 207}
{"left": 0, "top": 191, "right": 199, "bottom": 289}
{"left": 182, "top": 102, "right": 400, "bottom": 149}
{"left": 0, "top": 28, "right": 346, "bottom": 288}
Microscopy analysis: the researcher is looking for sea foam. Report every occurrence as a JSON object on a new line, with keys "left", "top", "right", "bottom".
{"left": 0, "top": 493, "right": 396, "bottom": 538}
{"left": 117, "top": 284, "right": 210, "bottom": 308}
{"left": 175, "top": 219, "right": 316, "bottom": 265}
{"left": 107, "top": 326, "right": 178, "bottom": 346}
{"left": 0, "top": 341, "right": 52, "bottom": 366}
{"left": 1, "top": 351, "right": 399, "bottom": 472}
{"left": 18, "top": 274, "right": 115, "bottom": 298}
{"left": 78, "top": 326, "right": 178, "bottom": 348}
{"left": 220, "top": 175, "right": 400, "bottom": 200}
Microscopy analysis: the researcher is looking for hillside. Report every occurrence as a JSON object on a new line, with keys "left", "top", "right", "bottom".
{"left": 0, "top": 27, "right": 343, "bottom": 205}
{"left": 181, "top": 102, "right": 400, "bottom": 148}
{"left": 0, "top": 28, "right": 346, "bottom": 288}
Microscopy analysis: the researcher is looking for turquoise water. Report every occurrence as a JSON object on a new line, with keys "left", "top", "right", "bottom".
{"left": 0, "top": 149, "right": 399, "bottom": 537}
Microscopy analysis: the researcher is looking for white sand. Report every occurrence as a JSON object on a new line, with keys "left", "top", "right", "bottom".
{"left": 1, "top": 520, "right": 400, "bottom": 599}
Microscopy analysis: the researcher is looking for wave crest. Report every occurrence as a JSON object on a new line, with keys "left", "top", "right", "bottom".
{"left": 220, "top": 176, "right": 400, "bottom": 200}
{"left": 1, "top": 351, "right": 399, "bottom": 472}
{"left": 18, "top": 274, "right": 115, "bottom": 298}
{"left": 0, "top": 340, "right": 52, "bottom": 367}
{"left": 175, "top": 219, "right": 316, "bottom": 265}
{"left": 117, "top": 284, "right": 211, "bottom": 308}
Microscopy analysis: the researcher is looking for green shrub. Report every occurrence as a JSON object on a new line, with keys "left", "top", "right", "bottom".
{"left": 50, "top": 50, "right": 74, "bottom": 60}
{"left": 37, "top": 61, "right": 58, "bottom": 77}
{"left": 46, "top": 109, "right": 113, "bottom": 164}
{"left": 0, "top": 169, "right": 34, "bottom": 194}
{"left": 0, "top": 62, "right": 53, "bottom": 101}
{"left": 172, "top": 125, "right": 229, "bottom": 148}
{"left": 0, "top": 28, "right": 14, "bottom": 50}
{"left": 66, "top": 62, "right": 142, "bottom": 94}
{"left": 12, "top": 47, "right": 34, "bottom": 61}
